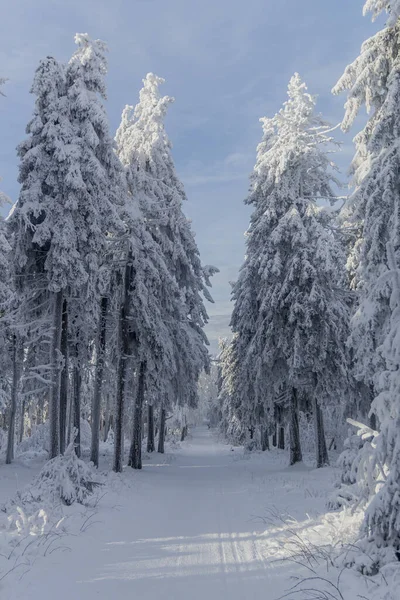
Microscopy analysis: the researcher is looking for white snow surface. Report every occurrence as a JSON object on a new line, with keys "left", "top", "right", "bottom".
{"left": 1, "top": 427, "right": 398, "bottom": 599}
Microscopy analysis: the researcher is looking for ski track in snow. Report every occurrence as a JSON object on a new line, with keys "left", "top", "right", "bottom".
{"left": 3, "top": 427, "right": 339, "bottom": 600}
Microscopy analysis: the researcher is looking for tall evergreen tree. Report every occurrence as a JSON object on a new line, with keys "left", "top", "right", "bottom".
{"left": 116, "top": 73, "right": 216, "bottom": 465}
{"left": 231, "top": 74, "right": 349, "bottom": 465}
{"left": 334, "top": 0, "right": 400, "bottom": 562}
{"left": 11, "top": 34, "right": 123, "bottom": 459}
{"left": 333, "top": 0, "right": 400, "bottom": 389}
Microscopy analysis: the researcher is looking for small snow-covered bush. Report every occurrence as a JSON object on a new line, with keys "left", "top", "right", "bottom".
{"left": 4, "top": 443, "right": 101, "bottom": 513}
{"left": 17, "top": 422, "right": 49, "bottom": 458}
{"left": 327, "top": 419, "right": 378, "bottom": 511}
{"left": 31, "top": 443, "right": 101, "bottom": 506}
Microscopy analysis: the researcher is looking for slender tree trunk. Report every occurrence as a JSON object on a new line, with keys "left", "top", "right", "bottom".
{"left": 289, "top": 388, "right": 302, "bottom": 465}
{"left": 49, "top": 290, "right": 63, "bottom": 459}
{"left": 37, "top": 395, "right": 44, "bottom": 426}
{"left": 19, "top": 399, "right": 25, "bottom": 443}
{"left": 129, "top": 361, "right": 146, "bottom": 469}
{"left": 147, "top": 404, "right": 155, "bottom": 453}
{"left": 113, "top": 258, "right": 134, "bottom": 473}
{"left": 73, "top": 349, "right": 81, "bottom": 458}
{"left": 313, "top": 396, "right": 329, "bottom": 468}
{"left": 272, "top": 408, "right": 277, "bottom": 448}
{"left": 59, "top": 299, "right": 68, "bottom": 454}
{"left": 261, "top": 426, "right": 269, "bottom": 451}
{"left": 180, "top": 422, "right": 186, "bottom": 442}
{"left": 103, "top": 392, "right": 111, "bottom": 442}
{"left": 66, "top": 382, "right": 72, "bottom": 446}
{"left": 277, "top": 404, "right": 285, "bottom": 449}
{"left": 91, "top": 296, "right": 108, "bottom": 467}
{"left": 6, "top": 335, "right": 20, "bottom": 464}
{"left": 158, "top": 407, "right": 166, "bottom": 454}
{"left": 278, "top": 422, "right": 285, "bottom": 450}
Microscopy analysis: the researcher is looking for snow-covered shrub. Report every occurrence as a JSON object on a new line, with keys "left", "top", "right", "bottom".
{"left": 17, "top": 422, "right": 49, "bottom": 458}
{"left": 6, "top": 443, "right": 101, "bottom": 510}
{"left": 17, "top": 419, "right": 92, "bottom": 459}
{"left": 328, "top": 419, "right": 378, "bottom": 511}
{"left": 33, "top": 443, "right": 101, "bottom": 506}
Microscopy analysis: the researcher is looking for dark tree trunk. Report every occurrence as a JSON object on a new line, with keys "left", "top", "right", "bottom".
{"left": 73, "top": 350, "right": 81, "bottom": 458}
{"left": 180, "top": 423, "right": 187, "bottom": 442}
{"left": 274, "top": 403, "right": 285, "bottom": 449}
{"left": 278, "top": 404, "right": 285, "bottom": 450}
{"left": 289, "top": 388, "right": 302, "bottom": 465}
{"left": 49, "top": 290, "right": 63, "bottom": 459}
{"left": 313, "top": 397, "right": 329, "bottom": 468}
{"left": 6, "top": 335, "right": 20, "bottom": 464}
{"left": 278, "top": 423, "right": 285, "bottom": 450}
{"left": 158, "top": 407, "right": 166, "bottom": 454}
{"left": 113, "top": 258, "right": 134, "bottom": 473}
{"left": 103, "top": 393, "right": 111, "bottom": 442}
{"left": 129, "top": 361, "right": 146, "bottom": 469}
{"left": 59, "top": 299, "right": 68, "bottom": 454}
{"left": 261, "top": 426, "right": 269, "bottom": 451}
{"left": 91, "top": 296, "right": 108, "bottom": 467}
{"left": 19, "top": 399, "right": 25, "bottom": 443}
{"left": 147, "top": 404, "right": 155, "bottom": 453}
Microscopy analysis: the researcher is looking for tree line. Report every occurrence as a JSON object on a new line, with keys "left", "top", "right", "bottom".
{"left": 211, "top": 0, "right": 400, "bottom": 566}
{"left": 0, "top": 34, "right": 217, "bottom": 471}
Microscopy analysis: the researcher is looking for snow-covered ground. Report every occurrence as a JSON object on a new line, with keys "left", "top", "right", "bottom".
{"left": 0, "top": 427, "right": 397, "bottom": 599}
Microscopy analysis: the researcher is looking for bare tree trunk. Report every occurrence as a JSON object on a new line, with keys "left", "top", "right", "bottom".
{"left": 180, "top": 419, "right": 187, "bottom": 442}
{"left": 129, "top": 361, "right": 146, "bottom": 469}
{"left": 66, "top": 382, "right": 72, "bottom": 446}
{"left": 91, "top": 296, "right": 108, "bottom": 467}
{"left": 261, "top": 426, "right": 269, "bottom": 451}
{"left": 158, "top": 407, "right": 166, "bottom": 454}
{"left": 313, "top": 396, "right": 329, "bottom": 468}
{"left": 73, "top": 350, "right": 81, "bottom": 458}
{"left": 19, "top": 399, "right": 25, "bottom": 443}
{"left": 49, "top": 290, "right": 63, "bottom": 459}
{"left": 147, "top": 404, "right": 155, "bottom": 453}
{"left": 6, "top": 335, "right": 20, "bottom": 464}
{"left": 113, "top": 259, "right": 134, "bottom": 473}
{"left": 289, "top": 388, "right": 302, "bottom": 466}
{"left": 59, "top": 299, "right": 68, "bottom": 454}
{"left": 277, "top": 404, "right": 285, "bottom": 449}
{"left": 113, "top": 348, "right": 127, "bottom": 473}
{"left": 103, "top": 392, "right": 111, "bottom": 442}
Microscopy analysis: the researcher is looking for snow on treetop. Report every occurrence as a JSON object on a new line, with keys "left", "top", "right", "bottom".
{"left": 364, "top": 0, "right": 400, "bottom": 26}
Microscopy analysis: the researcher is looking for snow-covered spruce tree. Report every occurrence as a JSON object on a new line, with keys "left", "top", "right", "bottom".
{"left": 332, "top": 0, "right": 400, "bottom": 396}
{"left": 361, "top": 244, "right": 400, "bottom": 559}
{"left": 231, "top": 74, "right": 349, "bottom": 467}
{"left": 115, "top": 73, "right": 215, "bottom": 465}
{"left": 10, "top": 56, "right": 75, "bottom": 460}
{"left": 0, "top": 194, "right": 12, "bottom": 437}
{"left": 331, "top": 1, "right": 400, "bottom": 562}
{"left": 64, "top": 33, "right": 124, "bottom": 461}
{"left": 11, "top": 35, "right": 123, "bottom": 460}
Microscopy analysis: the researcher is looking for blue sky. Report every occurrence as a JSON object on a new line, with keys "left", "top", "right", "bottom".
{"left": 0, "top": 0, "right": 385, "bottom": 353}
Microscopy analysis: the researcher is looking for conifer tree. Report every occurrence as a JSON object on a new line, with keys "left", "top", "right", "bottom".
{"left": 333, "top": 0, "right": 400, "bottom": 390}
{"left": 116, "top": 73, "right": 215, "bottom": 466}
{"left": 334, "top": 0, "right": 400, "bottom": 562}
{"left": 231, "top": 74, "right": 349, "bottom": 465}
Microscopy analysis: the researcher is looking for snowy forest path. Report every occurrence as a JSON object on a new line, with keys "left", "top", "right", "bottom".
{"left": 10, "top": 427, "right": 335, "bottom": 600}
